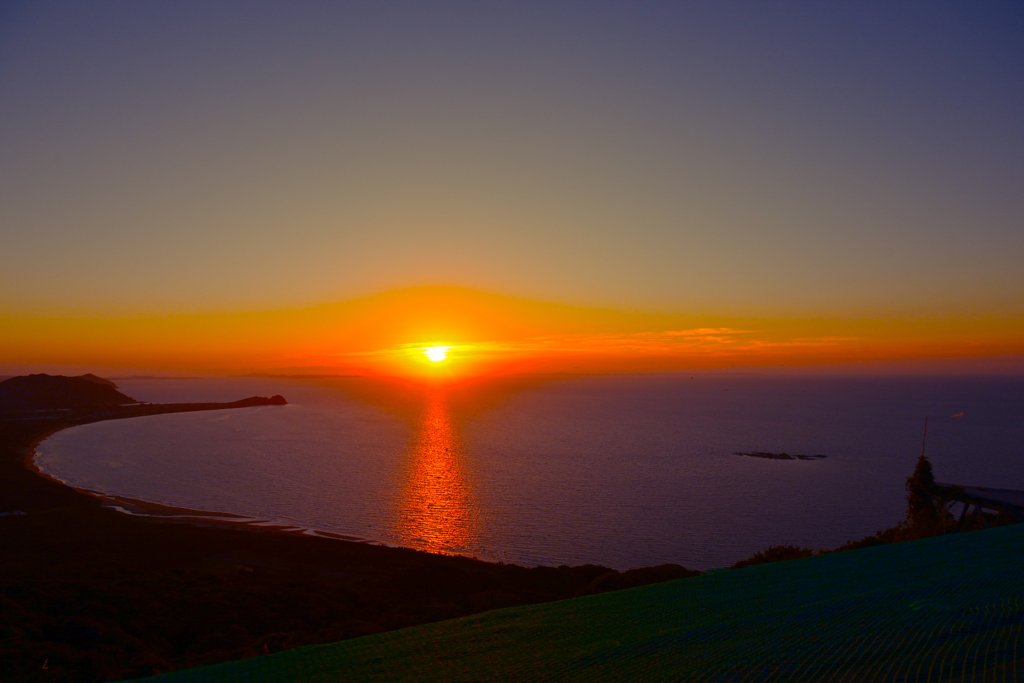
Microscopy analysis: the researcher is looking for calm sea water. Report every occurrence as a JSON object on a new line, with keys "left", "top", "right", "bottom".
{"left": 36, "top": 374, "right": 1024, "bottom": 570}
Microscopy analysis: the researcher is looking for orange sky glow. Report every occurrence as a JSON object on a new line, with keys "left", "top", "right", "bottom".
{"left": 3, "top": 6, "right": 1023, "bottom": 381}
{"left": 2, "top": 287, "right": 1021, "bottom": 379}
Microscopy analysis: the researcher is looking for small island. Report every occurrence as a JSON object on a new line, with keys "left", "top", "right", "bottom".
{"left": 736, "top": 451, "right": 827, "bottom": 461}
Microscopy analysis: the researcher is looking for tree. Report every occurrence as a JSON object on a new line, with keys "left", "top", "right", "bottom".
{"left": 905, "top": 453, "right": 940, "bottom": 535}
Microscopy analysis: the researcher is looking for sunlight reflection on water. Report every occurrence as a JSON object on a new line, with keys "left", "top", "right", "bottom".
{"left": 391, "top": 390, "right": 478, "bottom": 555}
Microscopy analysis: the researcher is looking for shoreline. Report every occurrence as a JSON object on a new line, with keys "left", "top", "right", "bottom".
{"left": 2, "top": 401, "right": 701, "bottom": 681}
{"left": 24, "top": 403, "right": 379, "bottom": 544}
{"left": 5, "top": 388, "right": 998, "bottom": 680}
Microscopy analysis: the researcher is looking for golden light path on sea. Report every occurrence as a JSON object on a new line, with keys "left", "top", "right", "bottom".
{"left": 392, "top": 390, "right": 476, "bottom": 555}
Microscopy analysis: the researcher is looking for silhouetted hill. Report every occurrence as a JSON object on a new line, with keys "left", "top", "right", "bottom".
{"left": 0, "top": 374, "right": 136, "bottom": 410}
{"left": 231, "top": 394, "right": 288, "bottom": 407}
{"left": 75, "top": 372, "right": 120, "bottom": 389}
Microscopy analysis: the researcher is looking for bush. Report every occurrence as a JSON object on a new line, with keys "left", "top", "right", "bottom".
{"left": 731, "top": 545, "right": 817, "bottom": 569}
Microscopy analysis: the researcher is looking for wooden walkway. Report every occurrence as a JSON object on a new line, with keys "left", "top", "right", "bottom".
{"left": 936, "top": 481, "right": 1024, "bottom": 531}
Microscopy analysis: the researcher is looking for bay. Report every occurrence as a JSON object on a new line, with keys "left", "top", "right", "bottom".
{"left": 35, "top": 374, "right": 1024, "bottom": 570}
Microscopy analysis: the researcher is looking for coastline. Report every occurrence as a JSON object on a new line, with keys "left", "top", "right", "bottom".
{"left": 1, "top": 398, "right": 699, "bottom": 682}
{"left": 4, "top": 384, "right": 1005, "bottom": 681}
{"left": 25, "top": 403, "right": 377, "bottom": 543}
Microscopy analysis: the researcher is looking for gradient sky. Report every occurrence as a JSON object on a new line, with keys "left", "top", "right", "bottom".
{"left": 2, "top": 2, "right": 1022, "bottom": 374}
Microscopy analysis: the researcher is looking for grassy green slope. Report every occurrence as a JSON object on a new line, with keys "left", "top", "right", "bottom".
{"left": 136, "top": 523, "right": 1024, "bottom": 682}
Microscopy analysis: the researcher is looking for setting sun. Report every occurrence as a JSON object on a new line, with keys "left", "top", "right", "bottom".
{"left": 424, "top": 346, "right": 450, "bottom": 362}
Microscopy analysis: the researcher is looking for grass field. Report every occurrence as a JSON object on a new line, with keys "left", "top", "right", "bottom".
{"left": 136, "top": 521, "right": 1024, "bottom": 682}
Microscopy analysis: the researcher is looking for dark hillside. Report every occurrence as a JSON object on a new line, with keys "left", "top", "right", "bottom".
{"left": 0, "top": 374, "right": 136, "bottom": 410}
{"left": 75, "top": 373, "right": 120, "bottom": 389}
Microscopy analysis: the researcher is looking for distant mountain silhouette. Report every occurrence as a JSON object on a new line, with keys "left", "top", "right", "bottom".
{"left": 228, "top": 395, "right": 289, "bottom": 407}
{"left": 0, "top": 374, "right": 136, "bottom": 410}
{"left": 75, "top": 372, "right": 120, "bottom": 389}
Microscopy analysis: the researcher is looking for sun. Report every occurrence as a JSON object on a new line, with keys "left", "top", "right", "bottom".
{"left": 424, "top": 346, "right": 450, "bottom": 362}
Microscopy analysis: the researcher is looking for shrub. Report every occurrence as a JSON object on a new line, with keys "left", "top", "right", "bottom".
{"left": 731, "top": 545, "right": 816, "bottom": 569}
{"left": 905, "top": 454, "right": 941, "bottom": 536}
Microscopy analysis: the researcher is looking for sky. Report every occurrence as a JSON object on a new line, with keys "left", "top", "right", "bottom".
{"left": 1, "top": 2, "right": 1022, "bottom": 376}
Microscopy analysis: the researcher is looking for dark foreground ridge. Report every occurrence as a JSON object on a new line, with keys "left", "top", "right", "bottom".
{"left": 0, "top": 375, "right": 697, "bottom": 682}
{"left": 139, "top": 521, "right": 1024, "bottom": 682}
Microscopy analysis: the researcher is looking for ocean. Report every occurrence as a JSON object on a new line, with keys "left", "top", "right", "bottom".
{"left": 35, "top": 373, "right": 1024, "bottom": 570}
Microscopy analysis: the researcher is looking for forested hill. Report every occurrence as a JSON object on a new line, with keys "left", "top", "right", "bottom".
{"left": 0, "top": 374, "right": 137, "bottom": 410}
